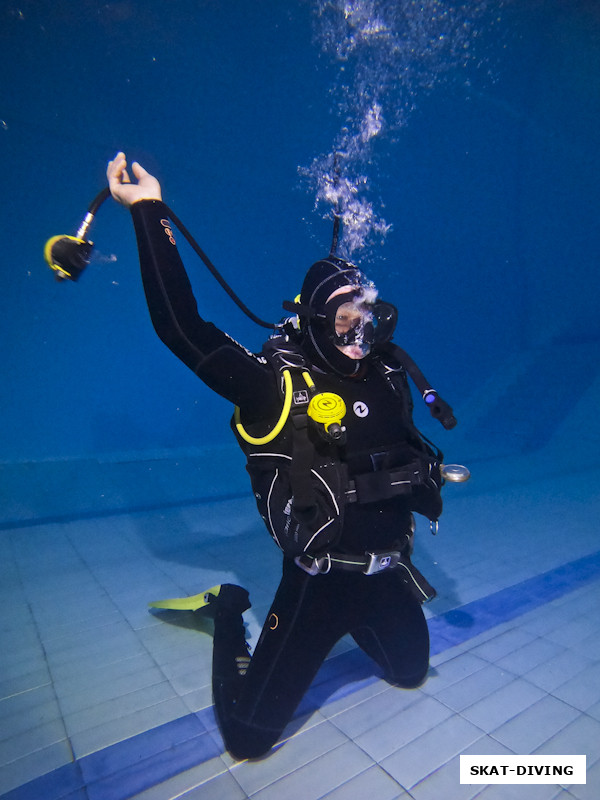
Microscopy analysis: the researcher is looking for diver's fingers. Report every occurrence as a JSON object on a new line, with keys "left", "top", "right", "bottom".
{"left": 107, "top": 151, "right": 126, "bottom": 184}
{"left": 130, "top": 161, "right": 150, "bottom": 180}
{"left": 130, "top": 161, "right": 163, "bottom": 200}
{"left": 107, "top": 153, "right": 162, "bottom": 204}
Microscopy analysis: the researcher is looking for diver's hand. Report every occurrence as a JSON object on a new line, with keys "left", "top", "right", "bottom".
{"left": 107, "top": 152, "right": 162, "bottom": 207}
{"left": 428, "top": 395, "right": 457, "bottom": 430}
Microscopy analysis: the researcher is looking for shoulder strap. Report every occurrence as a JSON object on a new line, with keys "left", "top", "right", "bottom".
{"left": 373, "top": 346, "right": 444, "bottom": 462}
{"left": 379, "top": 343, "right": 435, "bottom": 399}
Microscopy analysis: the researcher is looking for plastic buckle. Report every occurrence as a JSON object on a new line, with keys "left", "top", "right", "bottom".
{"left": 364, "top": 551, "right": 400, "bottom": 576}
{"left": 294, "top": 554, "right": 331, "bottom": 576}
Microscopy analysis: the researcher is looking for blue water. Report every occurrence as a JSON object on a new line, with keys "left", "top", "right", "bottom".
{"left": 1, "top": 0, "right": 599, "bottom": 475}
{"left": 2, "top": 6, "right": 600, "bottom": 796}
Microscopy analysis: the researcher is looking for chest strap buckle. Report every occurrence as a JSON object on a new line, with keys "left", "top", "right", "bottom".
{"left": 364, "top": 551, "right": 401, "bottom": 575}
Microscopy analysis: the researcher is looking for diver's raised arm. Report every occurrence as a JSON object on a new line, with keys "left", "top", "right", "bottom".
{"left": 116, "top": 174, "right": 276, "bottom": 417}
{"left": 107, "top": 152, "right": 162, "bottom": 208}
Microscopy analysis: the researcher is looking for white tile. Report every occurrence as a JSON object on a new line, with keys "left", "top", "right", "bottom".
{"left": 585, "top": 697, "right": 600, "bottom": 724}
{"left": 320, "top": 764, "right": 410, "bottom": 799}
{"left": 3, "top": 459, "right": 599, "bottom": 800}
{"left": 0, "top": 696, "right": 63, "bottom": 742}
{"left": 37, "top": 608, "right": 124, "bottom": 643}
{"left": 118, "top": 755, "right": 228, "bottom": 800}
{"left": 0, "top": 718, "right": 68, "bottom": 766}
{"left": 63, "top": 679, "right": 181, "bottom": 737}
{"left": 0, "top": 656, "right": 51, "bottom": 689}
{"left": 147, "top": 638, "right": 212, "bottom": 669}
{"left": 435, "top": 664, "right": 515, "bottom": 713}
{"left": 420, "top": 652, "right": 489, "bottom": 695}
{"left": 59, "top": 665, "right": 169, "bottom": 717}
{"left": 70, "top": 697, "right": 190, "bottom": 758}
{"left": 380, "top": 713, "right": 484, "bottom": 789}
{"left": 52, "top": 652, "right": 158, "bottom": 697}
{"left": 174, "top": 769, "right": 249, "bottom": 799}
{"left": 535, "top": 714, "right": 600, "bottom": 765}
{"left": 571, "top": 630, "right": 600, "bottom": 661}
{"left": 251, "top": 741, "right": 374, "bottom": 800}
{"left": 0, "top": 683, "right": 57, "bottom": 723}
{"left": 471, "top": 628, "right": 537, "bottom": 663}
{"left": 525, "top": 649, "right": 593, "bottom": 694}
{"left": 459, "top": 679, "right": 546, "bottom": 732}
{"left": 496, "top": 637, "right": 566, "bottom": 676}
{"left": 319, "top": 675, "right": 388, "bottom": 720}
{"left": 354, "top": 694, "right": 454, "bottom": 761}
{"left": 31, "top": 596, "right": 120, "bottom": 632}
{"left": 563, "top": 755, "right": 600, "bottom": 799}
{"left": 491, "top": 695, "right": 581, "bottom": 752}
{"left": 544, "top": 616, "right": 600, "bottom": 649}
{"left": 160, "top": 651, "right": 213, "bottom": 683}
{"left": 42, "top": 619, "right": 142, "bottom": 657}
{"left": 230, "top": 719, "right": 350, "bottom": 797}
{"left": 327, "top": 684, "right": 423, "bottom": 740}
{"left": 0, "top": 739, "right": 74, "bottom": 796}
{"left": 410, "top": 760, "right": 484, "bottom": 800}
{"left": 179, "top": 684, "right": 215, "bottom": 713}
{"left": 0, "top": 622, "right": 39, "bottom": 653}
{"left": 45, "top": 627, "right": 148, "bottom": 670}
{"left": 550, "top": 661, "right": 600, "bottom": 712}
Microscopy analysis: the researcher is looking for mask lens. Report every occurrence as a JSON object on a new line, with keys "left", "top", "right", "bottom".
{"left": 332, "top": 300, "right": 374, "bottom": 347}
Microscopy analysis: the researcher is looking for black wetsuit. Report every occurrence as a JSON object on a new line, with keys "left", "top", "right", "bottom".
{"left": 131, "top": 200, "right": 441, "bottom": 759}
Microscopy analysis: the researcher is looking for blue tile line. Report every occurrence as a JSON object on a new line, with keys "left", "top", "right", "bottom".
{"left": 3, "top": 549, "right": 599, "bottom": 800}
{"left": 0, "top": 492, "right": 249, "bottom": 531}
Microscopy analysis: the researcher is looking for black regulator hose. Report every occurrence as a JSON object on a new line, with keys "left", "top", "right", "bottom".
{"left": 165, "top": 206, "right": 275, "bottom": 330}
{"left": 44, "top": 187, "right": 277, "bottom": 329}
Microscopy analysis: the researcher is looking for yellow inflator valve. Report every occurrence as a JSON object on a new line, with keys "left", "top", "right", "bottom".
{"left": 308, "top": 392, "right": 346, "bottom": 441}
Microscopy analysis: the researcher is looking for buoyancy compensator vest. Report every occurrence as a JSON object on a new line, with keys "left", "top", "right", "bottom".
{"left": 232, "top": 337, "right": 349, "bottom": 558}
{"left": 231, "top": 336, "right": 451, "bottom": 559}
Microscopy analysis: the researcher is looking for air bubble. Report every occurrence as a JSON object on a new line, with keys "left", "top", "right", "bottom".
{"left": 301, "top": 0, "right": 500, "bottom": 257}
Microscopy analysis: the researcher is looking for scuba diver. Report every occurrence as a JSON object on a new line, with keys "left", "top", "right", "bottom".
{"left": 106, "top": 152, "right": 458, "bottom": 760}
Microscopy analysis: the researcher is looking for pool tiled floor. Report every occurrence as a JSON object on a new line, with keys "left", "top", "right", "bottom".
{"left": 1, "top": 451, "right": 599, "bottom": 799}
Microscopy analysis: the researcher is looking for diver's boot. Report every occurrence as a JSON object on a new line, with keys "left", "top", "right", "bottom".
{"left": 206, "top": 584, "right": 251, "bottom": 619}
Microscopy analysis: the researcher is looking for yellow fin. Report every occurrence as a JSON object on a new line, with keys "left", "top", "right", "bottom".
{"left": 148, "top": 585, "right": 221, "bottom": 611}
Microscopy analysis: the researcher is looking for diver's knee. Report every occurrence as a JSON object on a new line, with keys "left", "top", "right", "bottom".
{"left": 223, "top": 722, "right": 281, "bottom": 761}
{"left": 388, "top": 664, "right": 429, "bottom": 689}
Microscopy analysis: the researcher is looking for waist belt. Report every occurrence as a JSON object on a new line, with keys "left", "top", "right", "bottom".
{"left": 345, "top": 461, "right": 430, "bottom": 504}
{"left": 294, "top": 550, "right": 436, "bottom": 602}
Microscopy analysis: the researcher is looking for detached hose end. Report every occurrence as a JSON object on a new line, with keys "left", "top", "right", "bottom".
{"left": 44, "top": 235, "right": 94, "bottom": 281}
{"left": 44, "top": 187, "right": 111, "bottom": 282}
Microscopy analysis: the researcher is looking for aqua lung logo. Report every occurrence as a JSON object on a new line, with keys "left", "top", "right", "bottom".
{"left": 293, "top": 390, "right": 309, "bottom": 405}
{"left": 353, "top": 401, "right": 369, "bottom": 418}
{"left": 319, "top": 396, "right": 337, "bottom": 409}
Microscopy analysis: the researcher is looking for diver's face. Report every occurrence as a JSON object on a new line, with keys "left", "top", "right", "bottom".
{"left": 334, "top": 301, "right": 369, "bottom": 359}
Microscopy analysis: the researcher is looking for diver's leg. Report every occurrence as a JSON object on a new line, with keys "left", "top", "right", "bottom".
{"left": 350, "top": 570, "right": 430, "bottom": 688}
{"left": 210, "top": 584, "right": 253, "bottom": 750}
{"left": 213, "top": 560, "right": 347, "bottom": 760}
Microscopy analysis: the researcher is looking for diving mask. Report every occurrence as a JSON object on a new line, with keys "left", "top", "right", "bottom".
{"left": 326, "top": 289, "right": 398, "bottom": 357}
